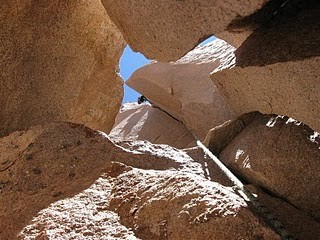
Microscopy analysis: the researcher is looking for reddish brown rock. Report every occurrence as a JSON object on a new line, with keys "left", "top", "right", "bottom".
{"left": 101, "top": 0, "right": 269, "bottom": 61}
{"left": 127, "top": 39, "right": 236, "bottom": 140}
{"left": 0, "top": 0, "right": 125, "bottom": 137}
{"left": 247, "top": 185, "right": 320, "bottom": 240}
{"left": 219, "top": 114, "right": 320, "bottom": 221}
{"left": 110, "top": 103, "right": 195, "bottom": 149}
{"left": 212, "top": 7, "right": 320, "bottom": 133}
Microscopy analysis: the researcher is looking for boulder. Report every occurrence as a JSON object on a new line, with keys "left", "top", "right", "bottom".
{"left": 0, "top": 0, "right": 125, "bottom": 137}
{"left": 109, "top": 163, "right": 280, "bottom": 240}
{"left": 101, "top": 0, "right": 270, "bottom": 61}
{"left": 0, "top": 122, "right": 280, "bottom": 239}
{"left": 211, "top": 7, "right": 320, "bottom": 133}
{"left": 109, "top": 103, "right": 195, "bottom": 149}
{"left": 204, "top": 112, "right": 259, "bottom": 155}
{"left": 246, "top": 185, "right": 320, "bottom": 240}
{"left": 127, "top": 39, "right": 236, "bottom": 141}
{"left": 219, "top": 113, "right": 320, "bottom": 221}
{"left": 18, "top": 177, "right": 137, "bottom": 240}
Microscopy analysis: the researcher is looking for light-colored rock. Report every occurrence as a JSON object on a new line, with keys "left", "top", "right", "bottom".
{"left": 212, "top": 8, "right": 320, "bottom": 133}
{"left": 109, "top": 163, "right": 280, "bottom": 240}
{"left": 0, "top": 122, "right": 280, "bottom": 239}
{"left": 110, "top": 103, "right": 195, "bottom": 148}
{"left": 0, "top": 122, "right": 208, "bottom": 239}
{"left": 101, "top": 0, "right": 268, "bottom": 61}
{"left": 127, "top": 39, "right": 236, "bottom": 141}
{"left": 219, "top": 114, "right": 320, "bottom": 221}
{"left": 0, "top": 0, "right": 125, "bottom": 137}
{"left": 18, "top": 177, "right": 138, "bottom": 240}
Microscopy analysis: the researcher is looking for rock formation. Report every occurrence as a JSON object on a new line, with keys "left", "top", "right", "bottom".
{"left": 0, "top": 0, "right": 125, "bottom": 137}
{"left": 219, "top": 113, "right": 320, "bottom": 221}
{"left": 1, "top": 0, "right": 320, "bottom": 239}
{"left": 101, "top": 0, "right": 272, "bottom": 61}
{"left": 110, "top": 103, "right": 195, "bottom": 149}
{"left": 1, "top": 123, "right": 280, "bottom": 239}
{"left": 211, "top": 5, "right": 320, "bottom": 133}
{"left": 127, "top": 39, "right": 236, "bottom": 141}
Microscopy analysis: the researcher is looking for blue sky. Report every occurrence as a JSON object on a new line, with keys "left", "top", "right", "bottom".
{"left": 119, "top": 35, "right": 217, "bottom": 103}
{"left": 119, "top": 46, "right": 151, "bottom": 103}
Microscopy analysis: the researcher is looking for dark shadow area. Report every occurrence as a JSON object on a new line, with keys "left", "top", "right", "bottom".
{"left": 234, "top": 0, "right": 320, "bottom": 67}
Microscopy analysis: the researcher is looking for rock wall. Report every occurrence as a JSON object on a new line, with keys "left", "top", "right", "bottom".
{"left": 219, "top": 113, "right": 320, "bottom": 221}
{"left": 211, "top": 6, "right": 320, "bottom": 132}
{"left": 127, "top": 39, "right": 236, "bottom": 141}
{"left": 1, "top": 0, "right": 320, "bottom": 239}
{"left": 0, "top": 0, "right": 125, "bottom": 137}
{"left": 101, "top": 0, "right": 270, "bottom": 61}
{"left": 0, "top": 123, "right": 279, "bottom": 239}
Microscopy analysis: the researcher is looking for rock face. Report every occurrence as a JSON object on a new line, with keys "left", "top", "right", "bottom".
{"left": 204, "top": 112, "right": 259, "bottom": 155}
{"left": 101, "top": 0, "right": 269, "bottom": 61}
{"left": 219, "top": 114, "right": 320, "bottom": 221}
{"left": 127, "top": 39, "right": 236, "bottom": 141}
{"left": 0, "top": 0, "right": 125, "bottom": 137}
{"left": 110, "top": 103, "right": 195, "bottom": 149}
{"left": 18, "top": 177, "right": 138, "bottom": 240}
{"left": 211, "top": 7, "right": 320, "bottom": 133}
{"left": 0, "top": 122, "right": 281, "bottom": 239}
{"left": 109, "top": 165, "right": 279, "bottom": 240}
{"left": 247, "top": 185, "right": 320, "bottom": 240}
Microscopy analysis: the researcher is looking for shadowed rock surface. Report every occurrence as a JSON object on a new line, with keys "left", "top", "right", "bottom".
{"left": 212, "top": 6, "right": 320, "bottom": 133}
{"left": 246, "top": 185, "right": 320, "bottom": 240}
{"left": 0, "top": 0, "right": 125, "bottom": 137}
{"left": 1, "top": 1, "right": 320, "bottom": 239}
{"left": 220, "top": 114, "right": 320, "bottom": 221}
{"left": 204, "top": 112, "right": 259, "bottom": 155}
{"left": 101, "top": 0, "right": 269, "bottom": 61}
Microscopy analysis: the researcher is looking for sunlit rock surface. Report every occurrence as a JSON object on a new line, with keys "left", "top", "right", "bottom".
{"left": 110, "top": 103, "right": 195, "bottom": 149}
{"left": 127, "top": 39, "right": 236, "bottom": 141}
{"left": 0, "top": 0, "right": 125, "bottom": 137}
{"left": 109, "top": 163, "right": 279, "bottom": 240}
{"left": 1, "top": 123, "right": 280, "bottom": 239}
{"left": 220, "top": 114, "right": 320, "bottom": 221}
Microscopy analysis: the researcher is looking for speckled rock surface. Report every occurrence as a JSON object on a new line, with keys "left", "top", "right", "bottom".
{"left": 0, "top": 0, "right": 125, "bottom": 137}
{"left": 127, "top": 39, "right": 236, "bottom": 140}
{"left": 0, "top": 122, "right": 280, "bottom": 239}
{"left": 18, "top": 177, "right": 138, "bottom": 240}
{"left": 109, "top": 163, "right": 279, "bottom": 240}
{"left": 110, "top": 103, "right": 195, "bottom": 149}
{"left": 212, "top": 8, "right": 320, "bottom": 132}
{"left": 220, "top": 114, "right": 320, "bottom": 221}
{"left": 101, "top": 0, "right": 268, "bottom": 61}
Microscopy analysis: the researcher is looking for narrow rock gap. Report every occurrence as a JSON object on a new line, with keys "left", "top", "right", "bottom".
{"left": 119, "top": 45, "right": 151, "bottom": 103}
{"left": 119, "top": 35, "right": 217, "bottom": 105}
